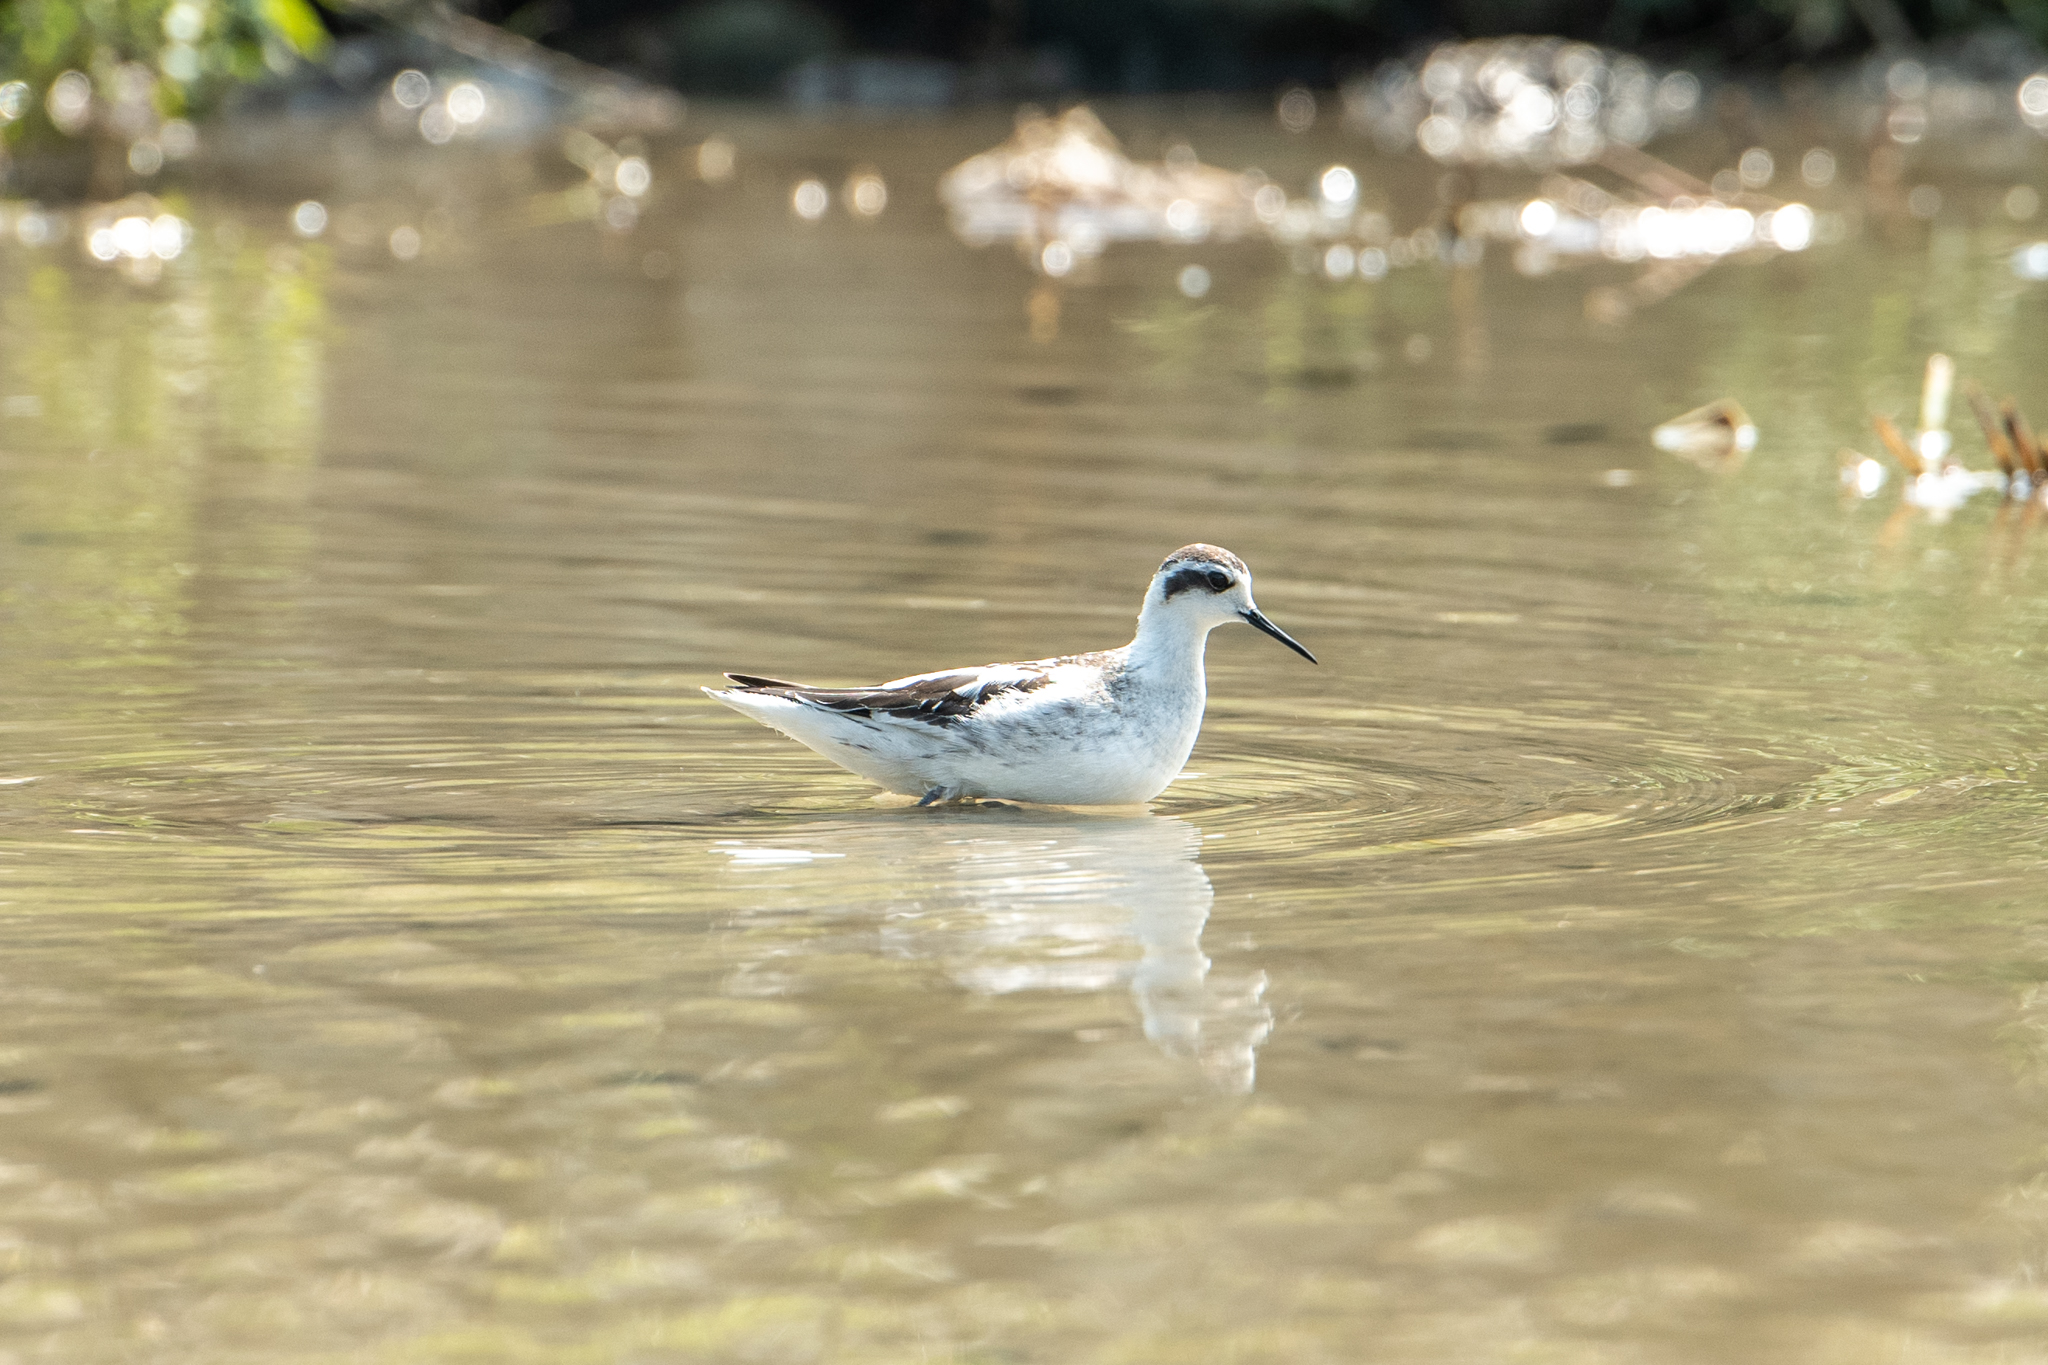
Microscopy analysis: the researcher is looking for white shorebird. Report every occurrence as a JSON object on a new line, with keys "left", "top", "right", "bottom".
{"left": 704, "top": 544, "right": 1316, "bottom": 806}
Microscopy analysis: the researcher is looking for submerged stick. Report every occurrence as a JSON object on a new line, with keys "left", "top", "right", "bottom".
{"left": 1876, "top": 499, "right": 1917, "bottom": 549}
{"left": 2002, "top": 399, "right": 2044, "bottom": 478}
{"left": 1872, "top": 414, "right": 1925, "bottom": 477}
{"left": 1966, "top": 381, "right": 2017, "bottom": 477}
{"left": 1920, "top": 353, "right": 1954, "bottom": 437}
{"left": 1597, "top": 142, "right": 1715, "bottom": 201}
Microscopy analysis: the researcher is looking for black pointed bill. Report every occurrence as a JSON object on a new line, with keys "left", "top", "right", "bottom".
{"left": 1242, "top": 607, "right": 1317, "bottom": 663}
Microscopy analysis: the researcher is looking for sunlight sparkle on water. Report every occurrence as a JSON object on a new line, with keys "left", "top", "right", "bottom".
{"left": 419, "top": 103, "right": 456, "bottom": 144}
{"left": 792, "top": 179, "right": 829, "bottom": 220}
{"left": 46, "top": 71, "right": 91, "bottom": 134}
{"left": 614, "top": 156, "right": 652, "bottom": 198}
{"left": 113, "top": 217, "right": 148, "bottom": 258}
{"left": 847, "top": 172, "right": 887, "bottom": 217}
{"left": 391, "top": 69, "right": 431, "bottom": 109}
{"left": 1276, "top": 86, "right": 1315, "bottom": 132}
{"left": 82, "top": 209, "right": 187, "bottom": 273}
{"left": 148, "top": 214, "right": 186, "bottom": 259}
{"left": 446, "top": 82, "right": 487, "bottom": 126}
{"left": 2021, "top": 72, "right": 2048, "bottom": 127}
{"left": 1767, "top": 203, "right": 1815, "bottom": 251}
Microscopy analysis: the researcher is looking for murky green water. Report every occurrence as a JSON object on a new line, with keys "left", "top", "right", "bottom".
{"left": 8, "top": 107, "right": 2048, "bottom": 1362}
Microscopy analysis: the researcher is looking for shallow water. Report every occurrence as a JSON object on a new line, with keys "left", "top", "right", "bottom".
{"left": 8, "top": 106, "right": 2048, "bottom": 1362}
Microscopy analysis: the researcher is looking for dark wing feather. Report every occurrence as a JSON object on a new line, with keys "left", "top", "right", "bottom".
{"left": 720, "top": 667, "right": 1058, "bottom": 726}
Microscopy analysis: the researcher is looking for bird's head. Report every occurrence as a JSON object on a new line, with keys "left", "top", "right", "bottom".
{"left": 1143, "top": 544, "right": 1316, "bottom": 662}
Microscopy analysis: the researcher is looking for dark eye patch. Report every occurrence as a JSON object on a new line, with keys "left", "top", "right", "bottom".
{"left": 1163, "top": 564, "right": 1235, "bottom": 599}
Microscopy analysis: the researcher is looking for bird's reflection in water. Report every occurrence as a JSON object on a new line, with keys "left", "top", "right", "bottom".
{"left": 716, "top": 809, "right": 1272, "bottom": 1092}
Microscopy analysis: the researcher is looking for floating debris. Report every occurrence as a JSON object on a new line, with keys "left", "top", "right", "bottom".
{"left": 1329, "top": 38, "right": 1873, "bottom": 320}
{"left": 1862, "top": 364, "right": 2048, "bottom": 555}
{"left": 1873, "top": 417, "right": 2000, "bottom": 517}
{"left": 1466, "top": 183, "right": 1814, "bottom": 265}
{"left": 1964, "top": 383, "right": 2048, "bottom": 502}
{"left": 1450, "top": 157, "right": 1816, "bottom": 321}
{"left": 940, "top": 105, "right": 1260, "bottom": 271}
{"left": 939, "top": 92, "right": 1825, "bottom": 314}
{"left": 1869, "top": 359, "right": 2003, "bottom": 520}
{"left": 526, "top": 128, "right": 654, "bottom": 231}
{"left": 1342, "top": 38, "right": 1699, "bottom": 168}
{"left": 1652, "top": 399, "right": 1756, "bottom": 467}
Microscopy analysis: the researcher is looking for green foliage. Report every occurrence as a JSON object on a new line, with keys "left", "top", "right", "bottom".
{"left": 2002, "top": 0, "right": 2048, "bottom": 45}
{"left": 0, "top": 0, "right": 330, "bottom": 143}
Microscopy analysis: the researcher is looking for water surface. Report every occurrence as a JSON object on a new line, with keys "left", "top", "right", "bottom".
{"left": 7, "top": 107, "right": 2048, "bottom": 1362}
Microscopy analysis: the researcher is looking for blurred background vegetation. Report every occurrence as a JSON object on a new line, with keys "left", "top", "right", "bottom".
{"left": 2, "top": 0, "right": 329, "bottom": 134}
{"left": 1, "top": 0, "right": 2044, "bottom": 148}
{"left": 506, "top": 0, "right": 2046, "bottom": 93}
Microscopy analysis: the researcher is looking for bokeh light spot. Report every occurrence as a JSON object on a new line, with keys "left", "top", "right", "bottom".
{"left": 792, "top": 179, "right": 829, "bottom": 220}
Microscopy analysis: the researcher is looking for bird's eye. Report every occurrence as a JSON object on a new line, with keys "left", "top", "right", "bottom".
{"left": 1204, "top": 569, "right": 1232, "bottom": 592}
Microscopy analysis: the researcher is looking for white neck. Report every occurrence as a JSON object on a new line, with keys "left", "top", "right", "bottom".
{"left": 1126, "top": 597, "right": 1218, "bottom": 681}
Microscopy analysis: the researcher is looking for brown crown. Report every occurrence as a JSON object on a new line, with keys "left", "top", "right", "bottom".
{"left": 1158, "top": 544, "right": 1248, "bottom": 575}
